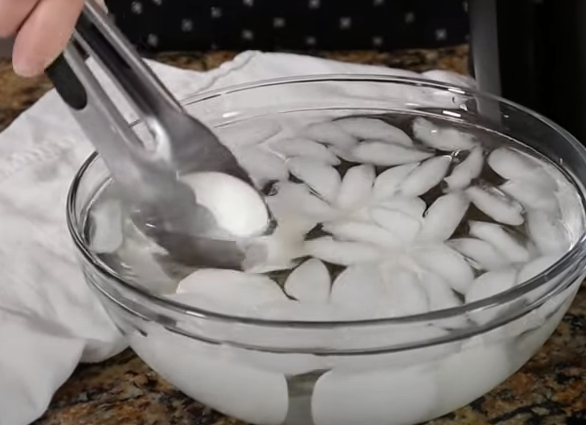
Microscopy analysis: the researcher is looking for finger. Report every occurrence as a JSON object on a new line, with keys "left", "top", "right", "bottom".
{"left": 0, "top": 0, "right": 40, "bottom": 37}
{"left": 12, "top": 0, "right": 84, "bottom": 77}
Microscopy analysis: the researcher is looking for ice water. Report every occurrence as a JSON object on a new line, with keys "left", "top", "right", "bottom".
{"left": 86, "top": 110, "right": 584, "bottom": 322}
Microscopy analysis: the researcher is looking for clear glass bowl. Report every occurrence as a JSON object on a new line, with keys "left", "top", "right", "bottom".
{"left": 68, "top": 75, "right": 586, "bottom": 425}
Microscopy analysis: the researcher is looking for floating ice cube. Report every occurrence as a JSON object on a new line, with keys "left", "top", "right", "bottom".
{"left": 288, "top": 158, "right": 341, "bottom": 203}
{"left": 235, "top": 147, "right": 289, "bottom": 186}
{"left": 418, "top": 272, "right": 463, "bottom": 312}
{"left": 468, "top": 220, "right": 530, "bottom": 263}
{"left": 487, "top": 147, "right": 556, "bottom": 190}
{"left": 89, "top": 197, "right": 124, "bottom": 254}
{"left": 304, "top": 236, "right": 382, "bottom": 266}
{"left": 376, "top": 196, "right": 427, "bottom": 219}
{"left": 517, "top": 254, "right": 561, "bottom": 285}
{"left": 352, "top": 141, "right": 434, "bottom": 166}
{"left": 312, "top": 365, "right": 438, "bottom": 425}
{"left": 370, "top": 208, "right": 421, "bottom": 243}
{"left": 526, "top": 210, "right": 569, "bottom": 255}
{"left": 267, "top": 181, "right": 336, "bottom": 222}
{"left": 500, "top": 180, "right": 558, "bottom": 212}
{"left": 302, "top": 121, "right": 358, "bottom": 149}
{"left": 335, "top": 117, "right": 414, "bottom": 147}
{"left": 323, "top": 220, "right": 403, "bottom": 249}
{"left": 284, "top": 259, "right": 332, "bottom": 304}
{"left": 382, "top": 268, "right": 430, "bottom": 316}
{"left": 328, "top": 145, "right": 359, "bottom": 163}
{"left": 412, "top": 245, "right": 474, "bottom": 294}
{"left": 243, "top": 224, "right": 306, "bottom": 274}
{"left": 444, "top": 146, "right": 484, "bottom": 191}
{"left": 418, "top": 192, "right": 469, "bottom": 242}
{"left": 465, "top": 268, "right": 518, "bottom": 304}
{"left": 215, "top": 119, "right": 282, "bottom": 149}
{"left": 412, "top": 117, "right": 477, "bottom": 151}
{"left": 372, "top": 163, "right": 419, "bottom": 201}
{"left": 400, "top": 156, "right": 452, "bottom": 197}
{"left": 448, "top": 238, "right": 511, "bottom": 271}
{"left": 335, "top": 164, "right": 375, "bottom": 210}
{"left": 330, "top": 265, "right": 386, "bottom": 319}
{"left": 269, "top": 137, "right": 341, "bottom": 165}
{"left": 466, "top": 185, "right": 524, "bottom": 226}
{"left": 176, "top": 269, "right": 287, "bottom": 314}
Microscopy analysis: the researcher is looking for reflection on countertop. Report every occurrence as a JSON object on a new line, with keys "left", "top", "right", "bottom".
{"left": 2, "top": 45, "right": 586, "bottom": 425}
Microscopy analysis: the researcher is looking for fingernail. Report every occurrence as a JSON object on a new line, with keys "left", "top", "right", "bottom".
{"left": 12, "top": 57, "right": 44, "bottom": 78}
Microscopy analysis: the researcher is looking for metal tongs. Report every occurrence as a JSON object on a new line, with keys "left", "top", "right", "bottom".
{"left": 46, "top": 0, "right": 270, "bottom": 269}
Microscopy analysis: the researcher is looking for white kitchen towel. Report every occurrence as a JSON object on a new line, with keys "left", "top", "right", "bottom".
{"left": 0, "top": 50, "right": 474, "bottom": 425}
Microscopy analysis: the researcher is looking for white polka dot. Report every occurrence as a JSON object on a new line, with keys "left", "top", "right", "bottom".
{"left": 147, "top": 34, "right": 158, "bottom": 46}
{"left": 405, "top": 11, "right": 415, "bottom": 23}
{"left": 211, "top": 6, "right": 222, "bottom": 18}
{"left": 435, "top": 28, "right": 448, "bottom": 41}
{"left": 373, "top": 0, "right": 385, "bottom": 5}
{"left": 309, "top": 0, "right": 320, "bottom": 9}
{"left": 339, "top": 17, "right": 352, "bottom": 30}
{"left": 131, "top": 1, "right": 143, "bottom": 14}
{"left": 305, "top": 36, "right": 317, "bottom": 46}
{"left": 273, "top": 17, "right": 286, "bottom": 28}
{"left": 181, "top": 19, "right": 194, "bottom": 32}
{"left": 242, "top": 29, "right": 254, "bottom": 41}
{"left": 372, "top": 36, "right": 383, "bottom": 47}
{"left": 243, "top": 0, "right": 254, "bottom": 6}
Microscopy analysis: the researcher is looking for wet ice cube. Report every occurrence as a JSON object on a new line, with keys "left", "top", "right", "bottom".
{"left": 526, "top": 210, "right": 569, "bottom": 255}
{"left": 466, "top": 185, "right": 524, "bottom": 226}
{"left": 304, "top": 236, "right": 382, "bottom": 266}
{"left": 370, "top": 207, "right": 422, "bottom": 243}
{"left": 215, "top": 119, "right": 282, "bottom": 149}
{"left": 335, "top": 164, "right": 375, "bottom": 210}
{"left": 302, "top": 121, "right": 358, "bottom": 149}
{"left": 330, "top": 264, "right": 386, "bottom": 319}
{"left": 323, "top": 220, "right": 403, "bottom": 249}
{"left": 444, "top": 146, "right": 484, "bottom": 191}
{"left": 468, "top": 220, "right": 530, "bottom": 263}
{"left": 284, "top": 259, "right": 331, "bottom": 303}
{"left": 412, "top": 117, "right": 477, "bottom": 151}
{"left": 269, "top": 137, "right": 341, "bottom": 165}
{"left": 267, "top": 181, "right": 336, "bottom": 222}
{"left": 418, "top": 192, "right": 470, "bottom": 242}
{"left": 418, "top": 272, "right": 463, "bottom": 312}
{"left": 372, "top": 163, "right": 419, "bottom": 201}
{"left": 500, "top": 180, "right": 558, "bottom": 212}
{"left": 89, "top": 197, "right": 124, "bottom": 254}
{"left": 382, "top": 267, "right": 430, "bottom": 316}
{"left": 399, "top": 156, "right": 452, "bottom": 197}
{"left": 412, "top": 245, "right": 474, "bottom": 294}
{"left": 288, "top": 157, "right": 341, "bottom": 203}
{"left": 448, "top": 238, "right": 511, "bottom": 271}
{"left": 517, "top": 254, "right": 561, "bottom": 284}
{"left": 376, "top": 196, "right": 427, "bottom": 219}
{"left": 328, "top": 145, "right": 359, "bottom": 163}
{"left": 235, "top": 147, "right": 289, "bottom": 187}
{"left": 465, "top": 268, "right": 518, "bottom": 304}
{"left": 335, "top": 117, "right": 414, "bottom": 147}
{"left": 487, "top": 147, "right": 556, "bottom": 190}
{"left": 352, "top": 141, "right": 434, "bottom": 166}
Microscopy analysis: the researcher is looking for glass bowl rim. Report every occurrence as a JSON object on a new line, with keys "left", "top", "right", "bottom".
{"left": 67, "top": 73, "right": 586, "bottom": 329}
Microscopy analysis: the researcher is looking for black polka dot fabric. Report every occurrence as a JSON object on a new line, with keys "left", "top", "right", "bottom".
{"left": 105, "top": 0, "right": 469, "bottom": 53}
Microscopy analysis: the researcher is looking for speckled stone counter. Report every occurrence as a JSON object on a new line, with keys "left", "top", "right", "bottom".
{"left": 2, "top": 45, "right": 586, "bottom": 425}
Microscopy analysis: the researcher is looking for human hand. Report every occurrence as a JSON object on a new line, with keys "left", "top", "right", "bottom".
{"left": 0, "top": 0, "right": 85, "bottom": 77}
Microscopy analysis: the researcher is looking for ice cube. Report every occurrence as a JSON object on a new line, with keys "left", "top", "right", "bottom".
{"left": 267, "top": 181, "right": 336, "bottom": 222}
{"left": 465, "top": 268, "right": 518, "bottom": 304}
{"left": 466, "top": 185, "right": 524, "bottom": 226}
{"left": 323, "top": 220, "right": 403, "bottom": 249}
{"left": 517, "top": 254, "right": 561, "bottom": 284}
{"left": 370, "top": 208, "right": 422, "bottom": 243}
{"left": 304, "top": 236, "right": 382, "bottom": 266}
{"left": 418, "top": 272, "right": 463, "bottom": 312}
{"left": 418, "top": 192, "right": 470, "bottom": 242}
{"left": 377, "top": 196, "right": 427, "bottom": 219}
{"left": 468, "top": 220, "right": 530, "bottom": 263}
{"left": 328, "top": 145, "right": 359, "bottom": 163}
{"left": 235, "top": 147, "right": 289, "bottom": 186}
{"left": 500, "top": 180, "right": 558, "bottom": 212}
{"left": 335, "top": 164, "right": 376, "bottom": 210}
{"left": 302, "top": 121, "right": 358, "bottom": 149}
{"left": 412, "top": 117, "right": 477, "bottom": 151}
{"left": 330, "top": 264, "right": 386, "bottom": 319}
{"left": 284, "top": 259, "right": 331, "bottom": 303}
{"left": 372, "top": 163, "right": 419, "bottom": 201}
{"left": 288, "top": 157, "right": 341, "bottom": 203}
{"left": 382, "top": 268, "right": 430, "bottom": 316}
{"left": 444, "top": 146, "right": 484, "bottom": 191}
{"left": 412, "top": 245, "right": 474, "bottom": 294}
{"left": 89, "top": 197, "right": 124, "bottom": 254}
{"left": 399, "top": 156, "right": 452, "bottom": 197}
{"left": 352, "top": 141, "right": 434, "bottom": 166}
{"left": 243, "top": 225, "right": 306, "bottom": 274}
{"left": 487, "top": 147, "right": 556, "bottom": 190}
{"left": 269, "top": 137, "right": 341, "bottom": 165}
{"left": 335, "top": 117, "right": 414, "bottom": 147}
{"left": 526, "top": 210, "right": 569, "bottom": 255}
{"left": 448, "top": 238, "right": 511, "bottom": 271}
{"left": 215, "top": 119, "right": 282, "bottom": 148}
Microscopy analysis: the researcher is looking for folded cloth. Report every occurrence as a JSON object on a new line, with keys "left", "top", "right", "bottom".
{"left": 0, "top": 51, "right": 474, "bottom": 425}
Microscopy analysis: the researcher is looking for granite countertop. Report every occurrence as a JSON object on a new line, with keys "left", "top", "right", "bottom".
{"left": 2, "top": 45, "right": 586, "bottom": 425}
